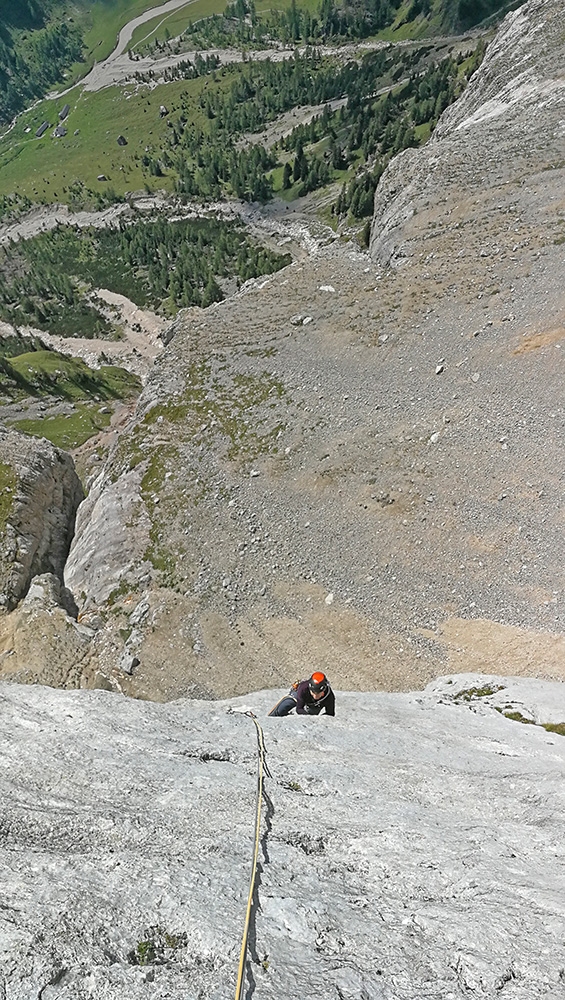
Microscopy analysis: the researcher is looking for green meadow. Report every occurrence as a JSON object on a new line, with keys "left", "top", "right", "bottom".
{"left": 11, "top": 404, "right": 112, "bottom": 450}
{"left": 2, "top": 350, "right": 140, "bottom": 402}
{"left": 0, "top": 77, "right": 207, "bottom": 202}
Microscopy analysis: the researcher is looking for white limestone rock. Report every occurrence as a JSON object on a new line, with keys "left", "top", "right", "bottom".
{"left": 64, "top": 466, "right": 152, "bottom": 607}
{"left": 370, "top": 0, "right": 565, "bottom": 265}
{"left": 1, "top": 674, "right": 564, "bottom": 999}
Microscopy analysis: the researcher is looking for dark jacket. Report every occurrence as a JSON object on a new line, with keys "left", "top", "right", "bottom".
{"left": 294, "top": 680, "right": 335, "bottom": 716}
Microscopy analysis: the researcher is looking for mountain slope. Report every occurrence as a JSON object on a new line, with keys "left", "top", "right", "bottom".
{"left": 371, "top": 0, "right": 565, "bottom": 264}
{"left": 430, "top": 0, "right": 523, "bottom": 31}
{"left": 0, "top": 1, "right": 83, "bottom": 123}
{"left": 51, "top": 0, "right": 565, "bottom": 702}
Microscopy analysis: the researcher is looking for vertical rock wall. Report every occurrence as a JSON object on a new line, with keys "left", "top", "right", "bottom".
{"left": 0, "top": 427, "right": 84, "bottom": 610}
{"left": 370, "top": 0, "right": 565, "bottom": 265}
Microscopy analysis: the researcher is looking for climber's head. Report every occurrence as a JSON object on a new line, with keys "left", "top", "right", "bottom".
{"left": 309, "top": 672, "right": 328, "bottom": 699}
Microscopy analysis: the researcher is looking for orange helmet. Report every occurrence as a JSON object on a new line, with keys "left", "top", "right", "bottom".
{"left": 309, "top": 671, "right": 328, "bottom": 694}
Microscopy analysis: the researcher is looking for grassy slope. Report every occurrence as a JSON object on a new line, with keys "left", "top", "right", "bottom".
{"left": 0, "top": 1, "right": 168, "bottom": 118}
{"left": 129, "top": 0, "right": 226, "bottom": 50}
{"left": 11, "top": 405, "right": 111, "bottom": 449}
{"left": 6, "top": 350, "right": 141, "bottom": 401}
{"left": 65, "top": 0, "right": 199, "bottom": 83}
{"left": 0, "top": 1, "right": 225, "bottom": 98}
{"left": 11, "top": 405, "right": 113, "bottom": 449}
{"left": 67, "top": 0, "right": 309, "bottom": 83}
{"left": 0, "top": 76, "right": 206, "bottom": 200}
{"left": 128, "top": 0, "right": 320, "bottom": 49}
{"left": 379, "top": 0, "right": 521, "bottom": 37}
{"left": 1, "top": 349, "right": 141, "bottom": 449}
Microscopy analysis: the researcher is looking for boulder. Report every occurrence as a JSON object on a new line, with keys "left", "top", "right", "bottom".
{"left": 0, "top": 573, "right": 94, "bottom": 688}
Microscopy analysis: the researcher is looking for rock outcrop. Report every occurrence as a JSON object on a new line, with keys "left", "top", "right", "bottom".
{"left": 0, "top": 573, "right": 95, "bottom": 688}
{"left": 0, "top": 427, "right": 84, "bottom": 611}
{"left": 370, "top": 0, "right": 565, "bottom": 265}
{"left": 1, "top": 674, "right": 564, "bottom": 998}
{"left": 65, "top": 465, "right": 152, "bottom": 607}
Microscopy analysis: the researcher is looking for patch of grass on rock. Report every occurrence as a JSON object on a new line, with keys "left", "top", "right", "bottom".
{"left": 454, "top": 684, "right": 505, "bottom": 701}
{"left": 12, "top": 404, "right": 112, "bottom": 450}
{"left": 541, "top": 722, "right": 565, "bottom": 737}
{"left": 503, "top": 710, "right": 536, "bottom": 725}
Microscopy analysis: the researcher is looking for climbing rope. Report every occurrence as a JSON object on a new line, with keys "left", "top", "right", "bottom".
{"left": 235, "top": 711, "right": 271, "bottom": 1000}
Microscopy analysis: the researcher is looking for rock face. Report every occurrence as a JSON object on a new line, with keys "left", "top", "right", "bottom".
{"left": 1, "top": 674, "right": 564, "bottom": 998}
{"left": 0, "top": 573, "right": 96, "bottom": 688}
{"left": 0, "top": 427, "right": 84, "bottom": 611}
{"left": 65, "top": 465, "right": 152, "bottom": 607}
{"left": 370, "top": 0, "right": 565, "bottom": 265}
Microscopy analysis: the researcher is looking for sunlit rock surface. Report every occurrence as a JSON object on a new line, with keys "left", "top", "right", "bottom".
{"left": 371, "top": 0, "right": 565, "bottom": 265}
{"left": 1, "top": 674, "right": 564, "bottom": 998}
{"left": 0, "top": 427, "right": 83, "bottom": 611}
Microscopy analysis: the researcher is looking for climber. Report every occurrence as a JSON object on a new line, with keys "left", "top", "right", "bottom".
{"left": 268, "top": 672, "right": 335, "bottom": 717}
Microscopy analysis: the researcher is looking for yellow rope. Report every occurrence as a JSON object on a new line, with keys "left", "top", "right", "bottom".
{"left": 235, "top": 712, "right": 269, "bottom": 1000}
